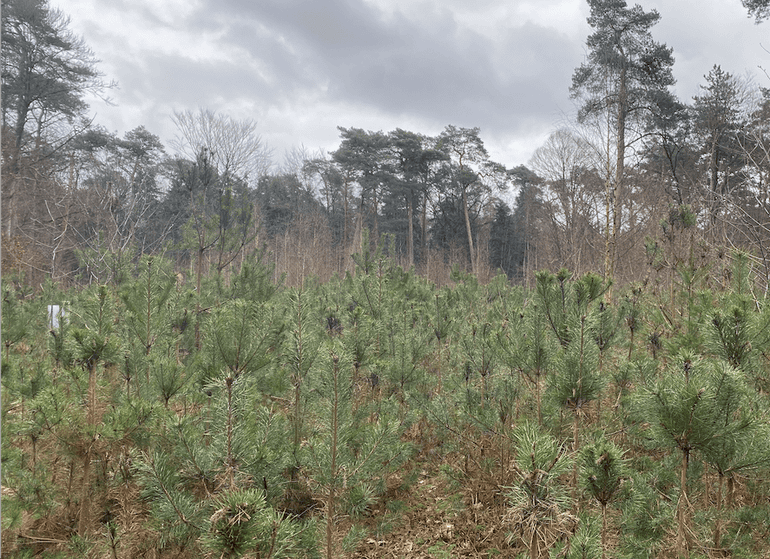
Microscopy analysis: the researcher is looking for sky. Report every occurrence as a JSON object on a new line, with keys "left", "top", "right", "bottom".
{"left": 53, "top": 0, "right": 769, "bottom": 172}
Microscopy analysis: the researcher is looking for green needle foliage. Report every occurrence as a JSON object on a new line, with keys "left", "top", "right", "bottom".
{"left": 505, "top": 421, "right": 576, "bottom": 559}
{"left": 382, "top": 300, "right": 431, "bottom": 400}
{"left": 547, "top": 313, "right": 603, "bottom": 414}
{"left": 201, "top": 298, "right": 285, "bottom": 393}
{"left": 2, "top": 279, "right": 36, "bottom": 359}
{"left": 283, "top": 286, "right": 324, "bottom": 462}
{"left": 518, "top": 300, "right": 556, "bottom": 425}
{"left": 67, "top": 284, "right": 122, "bottom": 536}
{"left": 536, "top": 270, "right": 607, "bottom": 436}
{"left": 581, "top": 436, "right": 628, "bottom": 558}
{"left": 547, "top": 312, "right": 603, "bottom": 456}
{"left": 136, "top": 448, "right": 204, "bottom": 550}
{"left": 149, "top": 353, "right": 188, "bottom": 409}
{"left": 305, "top": 337, "right": 410, "bottom": 559}
{"left": 119, "top": 255, "right": 176, "bottom": 359}
{"left": 201, "top": 488, "right": 306, "bottom": 559}
{"left": 226, "top": 250, "right": 281, "bottom": 303}
{"left": 633, "top": 351, "right": 767, "bottom": 556}
{"left": 535, "top": 269, "right": 607, "bottom": 349}
{"left": 558, "top": 515, "right": 602, "bottom": 559}
{"left": 7, "top": 249, "right": 770, "bottom": 558}
{"left": 458, "top": 317, "right": 497, "bottom": 411}
{"left": 705, "top": 298, "right": 755, "bottom": 371}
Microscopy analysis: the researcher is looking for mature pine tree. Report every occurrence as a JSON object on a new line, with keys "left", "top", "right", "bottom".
{"left": 693, "top": 65, "right": 750, "bottom": 230}
{"left": 742, "top": 0, "right": 770, "bottom": 21}
{"left": 254, "top": 173, "right": 323, "bottom": 239}
{"left": 1, "top": 0, "right": 111, "bottom": 179}
{"left": 333, "top": 128, "right": 390, "bottom": 249}
{"left": 489, "top": 201, "right": 517, "bottom": 278}
{"left": 437, "top": 125, "right": 508, "bottom": 276}
{"left": 571, "top": 0, "right": 676, "bottom": 285}
{"left": 384, "top": 129, "right": 446, "bottom": 268}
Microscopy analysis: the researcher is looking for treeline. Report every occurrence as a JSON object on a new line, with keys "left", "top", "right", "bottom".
{"left": 3, "top": 104, "right": 530, "bottom": 288}
{"left": 3, "top": 0, "right": 770, "bottom": 292}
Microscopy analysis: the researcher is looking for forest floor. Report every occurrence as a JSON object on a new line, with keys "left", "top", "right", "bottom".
{"left": 348, "top": 422, "right": 526, "bottom": 559}
{"left": 349, "top": 462, "right": 515, "bottom": 558}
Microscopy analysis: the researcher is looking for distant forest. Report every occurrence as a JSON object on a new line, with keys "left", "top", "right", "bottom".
{"left": 3, "top": 0, "right": 770, "bottom": 291}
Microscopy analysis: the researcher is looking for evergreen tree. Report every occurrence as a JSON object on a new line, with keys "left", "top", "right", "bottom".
{"left": 489, "top": 201, "right": 517, "bottom": 278}
{"left": 201, "top": 298, "right": 285, "bottom": 488}
{"left": 254, "top": 173, "right": 323, "bottom": 239}
{"left": 742, "top": 0, "right": 770, "bottom": 23}
{"left": 580, "top": 437, "right": 628, "bottom": 558}
{"left": 305, "top": 337, "right": 409, "bottom": 559}
{"left": 436, "top": 125, "right": 508, "bottom": 276}
{"left": 118, "top": 255, "right": 177, "bottom": 392}
{"left": 693, "top": 65, "right": 750, "bottom": 229}
{"left": 504, "top": 422, "right": 576, "bottom": 559}
{"left": 283, "top": 286, "right": 324, "bottom": 464}
{"left": 68, "top": 284, "right": 121, "bottom": 536}
{"left": 333, "top": 127, "right": 391, "bottom": 245}
{"left": 571, "top": 0, "right": 676, "bottom": 284}
{"left": 1, "top": 0, "right": 113, "bottom": 237}
{"left": 633, "top": 352, "right": 761, "bottom": 556}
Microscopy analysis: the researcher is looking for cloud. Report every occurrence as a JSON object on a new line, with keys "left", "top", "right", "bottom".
{"left": 176, "top": 0, "right": 586, "bottom": 138}
{"left": 53, "top": 0, "right": 770, "bottom": 168}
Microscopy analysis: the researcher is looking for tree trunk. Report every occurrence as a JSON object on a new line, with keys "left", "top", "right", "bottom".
{"left": 421, "top": 191, "right": 429, "bottom": 258}
{"left": 608, "top": 63, "right": 628, "bottom": 295}
{"left": 79, "top": 359, "right": 98, "bottom": 536}
{"left": 406, "top": 196, "right": 414, "bottom": 270}
{"left": 226, "top": 376, "right": 235, "bottom": 490}
{"left": 462, "top": 187, "right": 476, "bottom": 276}
{"left": 714, "top": 472, "right": 724, "bottom": 550}
{"left": 676, "top": 448, "right": 691, "bottom": 558}
{"left": 601, "top": 503, "right": 608, "bottom": 559}
{"left": 326, "top": 354, "right": 341, "bottom": 559}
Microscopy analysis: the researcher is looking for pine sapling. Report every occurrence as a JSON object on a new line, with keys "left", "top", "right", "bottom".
{"left": 581, "top": 437, "right": 627, "bottom": 559}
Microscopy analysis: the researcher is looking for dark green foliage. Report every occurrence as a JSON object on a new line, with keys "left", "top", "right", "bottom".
{"left": 547, "top": 313, "right": 603, "bottom": 413}
{"left": 119, "top": 255, "right": 176, "bottom": 356}
{"left": 581, "top": 438, "right": 627, "bottom": 509}
{"left": 281, "top": 285, "right": 325, "bottom": 462}
{"left": 201, "top": 489, "right": 307, "bottom": 559}
{"left": 254, "top": 173, "right": 324, "bottom": 239}
{"left": 562, "top": 516, "right": 602, "bottom": 559}
{"left": 5, "top": 255, "right": 770, "bottom": 558}
{"left": 1, "top": 0, "right": 109, "bottom": 157}
{"left": 706, "top": 302, "right": 754, "bottom": 369}
{"left": 617, "top": 471, "right": 675, "bottom": 557}
{"left": 382, "top": 302, "right": 431, "bottom": 397}
{"left": 69, "top": 284, "right": 121, "bottom": 368}
{"left": 304, "top": 337, "right": 410, "bottom": 559}
{"left": 136, "top": 448, "right": 204, "bottom": 548}
{"left": 201, "top": 298, "right": 284, "bottom": 387}
{"left": 227, "top": 248, "right": 281, "bottom": 302}
{"left": 2, "top": 280, "right": 36, "bottom": 357}
{"left": 742, "top": 0, "right": 770, "bottom": 21}
{"left": 535, "top": 269, "right": 608, "bottom": 348}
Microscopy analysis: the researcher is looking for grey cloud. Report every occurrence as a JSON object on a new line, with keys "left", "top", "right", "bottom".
{"left": 176, "top": 0, "right": 583, "bottom": 138}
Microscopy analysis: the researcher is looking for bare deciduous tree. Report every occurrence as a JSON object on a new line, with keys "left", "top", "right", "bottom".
{"left": 170, "top": 108, "right": 272, "bottom": 182}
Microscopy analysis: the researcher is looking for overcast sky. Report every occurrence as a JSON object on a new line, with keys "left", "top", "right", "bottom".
{"left": 53, "top": 0, "right": 768, "bottom": 171}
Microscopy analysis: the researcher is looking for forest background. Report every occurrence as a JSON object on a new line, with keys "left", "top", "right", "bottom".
{"left": 2, "top": 0, "right": 770, "bottom": 291}
{"left": 5, "top": 1, "right": 770, "bottom": 558}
